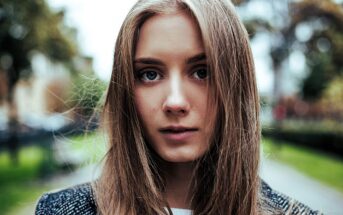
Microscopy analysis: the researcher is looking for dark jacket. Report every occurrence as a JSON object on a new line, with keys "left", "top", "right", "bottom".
{"left": 35, "top": 181, "right": 322, "bottom": 215}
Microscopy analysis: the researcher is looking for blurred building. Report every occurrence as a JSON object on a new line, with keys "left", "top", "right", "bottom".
{"left": 0, "top": 52, "right": 95, "bottom": 131}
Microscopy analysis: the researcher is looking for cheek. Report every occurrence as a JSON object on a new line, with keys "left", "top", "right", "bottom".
{"left": 134, "top": 88, "right": 160, "bottom": 123}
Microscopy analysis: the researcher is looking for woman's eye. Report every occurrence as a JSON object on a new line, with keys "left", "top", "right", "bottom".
{"left": 193, "top": 67, "right": 208, "bottom": 80}
{"left": 138, "top": 70, "right": 161, "bottom": 82}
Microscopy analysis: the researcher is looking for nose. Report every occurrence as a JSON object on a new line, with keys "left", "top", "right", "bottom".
{"left": 162, "top": 73, "right": 190, "bottom": 116}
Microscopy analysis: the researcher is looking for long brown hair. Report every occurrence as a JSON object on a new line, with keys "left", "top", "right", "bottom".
{"left": 93, "top": 0, "right": 261, "bottom": 214}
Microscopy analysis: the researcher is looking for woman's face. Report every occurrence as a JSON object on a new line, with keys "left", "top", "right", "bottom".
{"left": 134, "top": 11, "right": 217, "bottom": 163}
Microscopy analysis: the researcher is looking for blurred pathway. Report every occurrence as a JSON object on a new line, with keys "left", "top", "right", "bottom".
{"left": 260, "top": 158, "right": 343, "bottom": 214}
{"left": 9, "top": 159, "right": 343, "bottom": 215}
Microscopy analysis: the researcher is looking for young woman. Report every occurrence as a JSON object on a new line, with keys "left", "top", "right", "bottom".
{"left": 36, "top": 0, "right": 321, "bottom": 214}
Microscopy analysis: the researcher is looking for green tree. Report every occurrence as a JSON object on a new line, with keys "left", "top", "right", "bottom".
{"left": 0, "top": 0, "right": 76, "bottom": 99}
{"left": 236, "top": 0, "right": 343, "bottom": 102}
{"left": 0, "top": 0, "right": 77, "bottom": 163}
{"left": 288, "top": 0, "right": 343, "bottom": 100}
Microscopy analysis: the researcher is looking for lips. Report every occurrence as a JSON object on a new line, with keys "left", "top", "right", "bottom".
{"left": 159, "top": 126, "right": 198, "bottom": 133}
{"left": 159, "top": 126, "right": 198, "bottom": 141}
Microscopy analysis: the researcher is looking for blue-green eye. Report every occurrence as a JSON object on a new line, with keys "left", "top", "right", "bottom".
{"left": 139, "top": 70, "right": 161, "bottom": 82}
{"left": 193, "top": 67, "right": 208, "bottom": 80}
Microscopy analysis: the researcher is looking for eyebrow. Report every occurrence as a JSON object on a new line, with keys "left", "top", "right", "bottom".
{"left": 186, "top": 53, "right": 206, "bottom": 64}
{"left": 134, "top": 52, "right": 206, "bottom": 66}
{"left": 134, "top": 58, "right": 164, "bottom": 66}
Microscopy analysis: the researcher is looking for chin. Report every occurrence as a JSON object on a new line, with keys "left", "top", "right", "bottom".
{"left": 158, "top": 148, "right": 205, "bottom": 163}
{"left": 163, "top": 156, "right": 196, "bottom": 163}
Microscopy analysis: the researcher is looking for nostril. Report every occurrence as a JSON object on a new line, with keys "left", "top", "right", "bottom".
{"left": 162, "top": 91, "right": 190, "bottom": 115}
{"left": 166, "top": 107, "right": 187, "bottom": 115}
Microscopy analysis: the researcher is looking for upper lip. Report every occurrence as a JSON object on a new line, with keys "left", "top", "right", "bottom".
{"left": 159, "top": 126, "right": 198, "bottom": 132}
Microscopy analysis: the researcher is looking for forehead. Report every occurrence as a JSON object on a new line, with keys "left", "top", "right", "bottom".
{"left": 135, "top": 11, "right": 204, "bottom": 59}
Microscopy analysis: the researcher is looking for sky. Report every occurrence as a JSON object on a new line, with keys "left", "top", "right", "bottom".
{"left": 47, "top": 0, "right": 275, "bottom": 95}
{"left": 47, "top": 0, "right": 137, "bottom": 81}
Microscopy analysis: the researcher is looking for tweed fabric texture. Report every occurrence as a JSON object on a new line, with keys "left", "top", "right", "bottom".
{"left": 261, "top": 181, "right": 322, "bottom": 215}
{"left": 35, "top": 180, "right": 322, "bottom": 215}
{"left": 35, "top": 183, "right": 96, "bottom": 215}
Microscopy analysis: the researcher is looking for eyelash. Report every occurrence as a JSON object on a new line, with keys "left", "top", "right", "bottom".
{"left": 192, "top": 66, "right": 208, "bottom": 80}
{"left": 136, "top": 68, "right": 162, "bottom": 82}
{"left": 135, "top": 65, "right": 209, "bottom": 83}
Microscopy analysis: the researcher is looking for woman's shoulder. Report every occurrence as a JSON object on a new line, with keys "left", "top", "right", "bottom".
{"left": 260, "top": 180, "right": 323, "bottom": 215}
{"left": 35, "top": 182, "right": 97, "bottom": 215}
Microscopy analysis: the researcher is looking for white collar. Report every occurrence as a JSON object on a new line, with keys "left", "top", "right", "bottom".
{"left": 170, "top": 208, "right": 192, "bottom": 215}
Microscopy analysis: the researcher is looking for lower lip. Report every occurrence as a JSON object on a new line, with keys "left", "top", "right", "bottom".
{"left": 160, "top": 130, "right": 197, "bottom": 141}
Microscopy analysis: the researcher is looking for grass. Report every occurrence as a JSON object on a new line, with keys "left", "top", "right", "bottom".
{"left": 262, "top": 138, "right": 343, "bottom": 193}
{"left": 0, "top": 133, "right": 105, "bottom": 214}
{"left": 67, "top": 131, "right": 106, "bottom": 164}
{"left": 0, "top": 146, "right": 53, "bottom": 213}
{"left": 0, "top": 131, "right": 106, "bottom": 214}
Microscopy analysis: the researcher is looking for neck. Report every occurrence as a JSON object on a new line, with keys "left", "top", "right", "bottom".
{"left": 164, "top": 162, "right": 194, "bottom": 209}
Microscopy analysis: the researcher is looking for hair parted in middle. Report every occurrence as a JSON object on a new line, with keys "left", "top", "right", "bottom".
{"left": 93, "top": 0, "right": 261, "bottom": 214}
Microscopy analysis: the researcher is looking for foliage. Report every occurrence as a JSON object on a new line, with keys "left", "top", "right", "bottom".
{"left": 68, "top": 75, "right": 107, "bottom": 119}
{"left": 279, "top": 119, "right": 343, "bottom": 134}
{"left": 288, "top": 0, "right": 343, "bottom": 100}
{"left": 317, "top": 75, "right": 343, "bottom": 118}
{"left": 263, "top": 138, "right": 343, "bottom": 193}
{"left": 0, "top": 0, "right": 77, "bottom": 92}
{"left": 239, "top": 0, "right": 343, "bottom": 102}
{"left": 262, "top": 119, "right": 343, "bottom": 157}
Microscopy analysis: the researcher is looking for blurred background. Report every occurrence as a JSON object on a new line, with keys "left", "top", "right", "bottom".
{"left": 0, "top": 0, "right": 342, "bottom": 214}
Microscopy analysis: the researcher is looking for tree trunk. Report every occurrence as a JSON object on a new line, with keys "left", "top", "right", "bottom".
{"left": 6, "top": 71, "right": 20, "bottom": 165}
